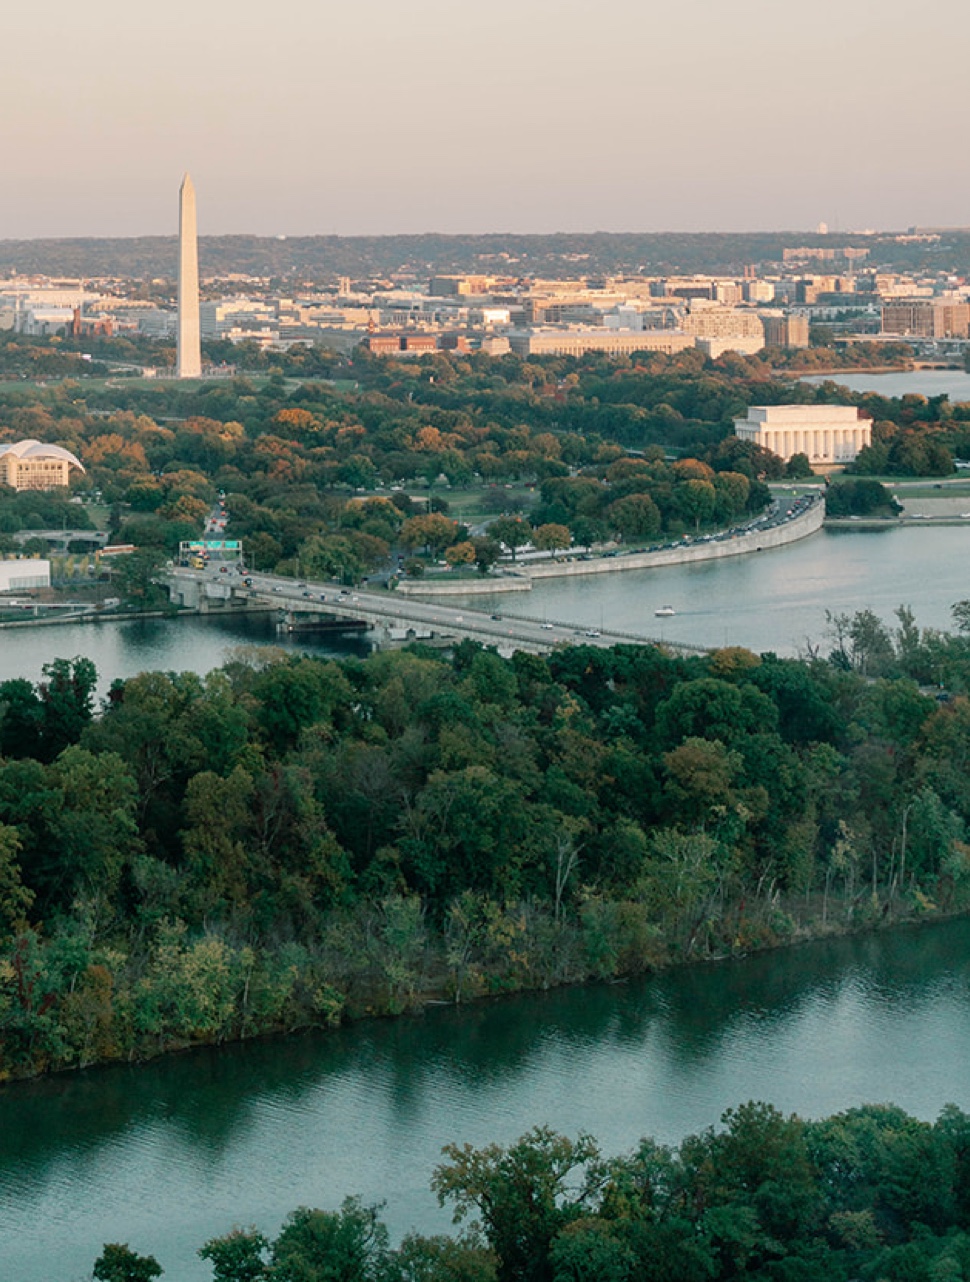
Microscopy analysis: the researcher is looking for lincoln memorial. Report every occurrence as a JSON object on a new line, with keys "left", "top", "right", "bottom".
{"left": 733, "top": 404, "right": 871, "bottom": 466}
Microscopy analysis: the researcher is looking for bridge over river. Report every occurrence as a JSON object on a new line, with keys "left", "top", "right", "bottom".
{"left": 165, "top": 495, "right": 825, "bottom": 656}
{"left": 165, "top": 567, "right": 707, "bottom": 655}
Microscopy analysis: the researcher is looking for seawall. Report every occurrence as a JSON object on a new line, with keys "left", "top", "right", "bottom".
{"left": 399, "top": 497, "right": 825, "bottom": 596}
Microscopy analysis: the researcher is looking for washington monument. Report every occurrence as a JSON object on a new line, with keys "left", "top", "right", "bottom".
{"left": 177, "top": 173, "right": 201, "bottom": 379}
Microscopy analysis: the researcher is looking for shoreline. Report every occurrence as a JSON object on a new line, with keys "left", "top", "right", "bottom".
{"left": 0, "top": 604, "right": 277, "bottom": 630}
{"left": 399, "top": 496, "right": 825, "bottom": 595}
{"left": 791, "top": 364, "right": 916, "bottom": 378}
{"left": 0, "top": 606, "right": 180, "bottom": 630}
{"left": 2, "top": 891, "right": 961, "bottom": 1087}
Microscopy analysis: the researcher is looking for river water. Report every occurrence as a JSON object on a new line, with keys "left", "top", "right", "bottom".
{"left": 3, "top": 514, "right": 970, "bottom": 1279}
{"left": 0, "top": 612, "right": 369, "bottom": 697}
{"left": 3, "top": 524, "right": 970, "bottom": 685}
{"left": 1, "top": 918, "right": 969, "bottom": 1282}
{"left": 459, "top": 524, "right": 970, "bottom": 655}
{"left": 802, "top": 369, "right": 970, "bottom": 401}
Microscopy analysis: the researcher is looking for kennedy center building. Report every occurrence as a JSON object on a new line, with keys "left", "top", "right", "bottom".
{"left": 733, "top": 404, "right": 871, "bottom": 467}
{"left": 177, "top": 173, "right": 202, "bottom": 378}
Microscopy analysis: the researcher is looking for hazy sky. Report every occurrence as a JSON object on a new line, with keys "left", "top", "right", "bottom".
{"left": 4, "top": 0, "right": 968, "bottom": 239}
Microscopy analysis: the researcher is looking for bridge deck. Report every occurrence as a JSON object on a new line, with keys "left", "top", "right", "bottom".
{"left": 166, "top": 569, "right": 707, "bottom": 655}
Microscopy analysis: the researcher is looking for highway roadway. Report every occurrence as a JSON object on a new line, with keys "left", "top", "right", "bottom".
{"left": 171, "top": 566, "right": 701, "bottom": 654}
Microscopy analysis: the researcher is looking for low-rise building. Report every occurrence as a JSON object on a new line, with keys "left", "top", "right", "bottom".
{"left": 0, "top": 558, "right": 50, "bottom": 591}
{"left": 480, "top": 335, "right": 511, "bottom": 356}
{"left": 506, "top": 328, "right": 694, "bottom": 357}
{"left": 696, "top": 335, "right": 766, "bottom": 359}
{"left": 137, "top": 309, "right": 178, "bottom": 338}
{"left": 0, "top": 440, "right": 85, "bottom": 491}
{"left": 200, "top": 298, "right": 276, "bottom": 338}
{"left": 364, "top": 333, "right": 439, "bottom": 356}
{"left": 744, "top": 280, "right": 776, "bottom": 303}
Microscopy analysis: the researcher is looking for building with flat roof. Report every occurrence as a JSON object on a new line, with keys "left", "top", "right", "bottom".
{"left": 681, "top": 305, "right": 765, "bottom": 348}
{"left": 0, "top": 440, "right": 85, "bottom": 490}
{"left": 881, "top": 301, "right": 970, "bottom": 339}
{"left": 761, "top": 313, "right": 811, "bottom": 348}
{"left": 0, "top": 558, "right": 50, "bottom": 591}
{"left": 364, "top": 333, "right": 440, "bottom": 356}
{"left": 200, "top": 298, "right": 275, "bottom": 338}
{"left": 696, "top": 335, "right": 766, "bottom": 359}
{"left": 506, "top": 328, "right": 694, "bottom": 357}
{"left": 734, "top": 404, "right": 870, "bottom": 466}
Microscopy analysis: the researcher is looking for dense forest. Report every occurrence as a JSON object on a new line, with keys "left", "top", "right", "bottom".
{"left": 1, "top": 229, "right": 967, "bottom": 281}
{"left": 93, "top": 1101, "right": 970, "bottom": 1281}
{"left": 4, "top": 603, "right": 970, "bottom": 1079}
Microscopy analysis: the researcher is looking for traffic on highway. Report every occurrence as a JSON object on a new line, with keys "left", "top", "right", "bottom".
{"left": 171, "top": 563, "right": 679, "bottom": 654}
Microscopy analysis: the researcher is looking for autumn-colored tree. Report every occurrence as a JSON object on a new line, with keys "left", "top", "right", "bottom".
{"left": 532, "top": 523, "right": 571, "bottom": 555}
{"left": 445, "top": 541, "right": 476, "bottom": 567}
{"left": 400, "top": 513, "right": 459, "bottom": 555}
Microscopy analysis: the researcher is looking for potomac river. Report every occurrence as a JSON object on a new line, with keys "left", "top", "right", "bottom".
{"left": 2, "top": 516, "right": 970, "bottom": 1279}
{"left": 3, "top": 520, "right": 970, "bottom": 687}
{"left": 1, "top": 919, "right": 968, "bottom": 1281}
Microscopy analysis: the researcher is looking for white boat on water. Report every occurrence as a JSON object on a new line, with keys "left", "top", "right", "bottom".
{"left": 655, "top": 605, "right": 676, "bottom": 617}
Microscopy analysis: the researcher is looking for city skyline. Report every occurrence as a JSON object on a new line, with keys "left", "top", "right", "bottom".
{"left": 3, "top": 0, "right": 969, "bottom": 240}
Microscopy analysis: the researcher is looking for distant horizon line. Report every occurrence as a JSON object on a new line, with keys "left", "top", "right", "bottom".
{"left": 0, "top": 226, "right": 965, "bottom": 245}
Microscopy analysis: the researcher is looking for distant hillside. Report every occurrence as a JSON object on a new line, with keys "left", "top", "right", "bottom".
{"left": 0, "top": 230, "right": 968, "bottom": 282}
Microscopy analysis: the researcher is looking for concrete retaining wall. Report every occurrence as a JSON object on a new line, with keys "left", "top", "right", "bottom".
{"left": 528, "top": 501, "right": 824, "bottom": 579}
{"left": 397, "top": 575, "right": 531, "bottom": 598}
{"left": 401, "top": 499, "right": 825, "bottom": 596}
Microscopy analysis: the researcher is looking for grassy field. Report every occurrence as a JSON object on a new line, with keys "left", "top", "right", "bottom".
{"left": 428, "top": 483, "right": 539, "bottom": 526}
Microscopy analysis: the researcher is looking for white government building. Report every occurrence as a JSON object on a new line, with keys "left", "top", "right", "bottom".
{"left": 733, "top": 404, "right": 871, "bottom": 466}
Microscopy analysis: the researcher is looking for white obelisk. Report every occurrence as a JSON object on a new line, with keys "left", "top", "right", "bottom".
{"left": 177, "top": 173, "right": 202, "bottom": 378}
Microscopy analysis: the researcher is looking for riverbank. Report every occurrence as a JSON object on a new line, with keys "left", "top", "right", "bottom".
{"left": 0, "top": 606, "right": 180, "bottom": 629}
{"left": 399, "top": 495, "right": 825, "bottom": 596}
{"left": 789, "top": 363, "right": 917, "bottom": 378}
{"left": 6, "top": 913, "right": 970, "bottom": 1282}
{"left": 2, "top": 881, "right": 960, "bottom": 1085}
{"left": 0, "top": 603, "right": 282, "bottom": 630}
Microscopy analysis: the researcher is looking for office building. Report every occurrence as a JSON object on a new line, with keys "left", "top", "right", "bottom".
{"left": 681, "top": 306, "right": 765, "bottom": 349}
{"left": 761, "top": 313, "right": 810, "bottom": 348}
{"left": 881, "top": 301, "right": 970, "bottom": 339}
{"left": 506, "top": 329, "right": 695, "bottom": 357}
